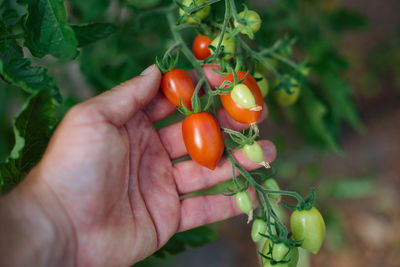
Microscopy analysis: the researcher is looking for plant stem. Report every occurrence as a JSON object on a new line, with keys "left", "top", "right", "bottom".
{"left": 166, "top": 13, "right": 212, "bottom": 94}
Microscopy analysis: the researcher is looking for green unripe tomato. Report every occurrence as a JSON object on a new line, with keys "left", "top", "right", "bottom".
{"left": 251, "top": 219, "right": 267, "bottom": 242}
{"left": 211, "top": 34, "right": 236, "bottom": 60}
{"left": 235, "top": 191, "right": 253, "bottom": 215}
{"left": 256, "top": 57, "right": 278, "bottom": 76}
{"left": 273, "top": 77, "right": 300, "bottom": 106}
{"left": 272, "top": 243, "right": 290, "bottom": 262}
{"left": 285, "top": 247, "right": 299, "bottom": 267}
{"left": 243, "top": 142, "right": 264, "bottom": 163}
{"left": 254, "top": 72, "right": 269, "bottom": 97}
{"left": 231, "top": 84, "right": 256, "bottom": 109}
{"left": 262, "top": 178, "right": 280, "bottom": 201}
{"left": 179, "top": 0, "right": 210, "bottom": 24}
{"left": 262, "top": 241, "right": 289, "bottom": 267}
{"left": 290, "top": 207, "right": 326, "bottom": 254}
{"left": 234, "top": 10, "right": 262, "bottom": 36}
{"left": 127, "top": 0, "right": 161, "bottom": 9}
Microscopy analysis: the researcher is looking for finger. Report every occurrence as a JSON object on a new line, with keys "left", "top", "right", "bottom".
{"left": 173, "top": 140, "right": 276, "bottom": 195}
{"left": 144, "top": 65, "right": 224, "bottom": 123}
{"left": 158, "top": 104, "right": 268, "bottom": 159}
{"left": 178, "top": 187, "right": 257, "bottom": 232}
{"left": 144, "top": 92, "right": 175, "bottom": 123}
{"left": 71, "top": 65, "right": 161, "bottom": 127}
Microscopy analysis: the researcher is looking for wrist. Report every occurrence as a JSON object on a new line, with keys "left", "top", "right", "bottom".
{"left": 0, "top": 167, "right": 76, "bottom": 267}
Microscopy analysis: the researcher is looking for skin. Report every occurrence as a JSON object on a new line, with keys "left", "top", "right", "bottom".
{"left": 0, "top": 65, "right": 276, "bottom": 267}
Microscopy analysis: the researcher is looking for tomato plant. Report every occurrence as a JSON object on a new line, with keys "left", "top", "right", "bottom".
{"left": 290, "top": 206, "right": 326, "bottom": 254}
{"left": 0, "top": 0, "right": 338, "bottom": 264}
{"left": 161, "top": 69, "right": 195, "bottom": 110}
{"left": 220, "top": 71, "right": 264, "bottom": 124}
{"left": 193, "top": 35, "right": 212, "bottom": 60}
{"left": 182, "top": 112, "right": 224, "bottom": 170}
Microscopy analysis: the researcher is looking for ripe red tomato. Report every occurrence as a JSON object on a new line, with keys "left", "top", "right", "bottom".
{"left": 193, "top": 35, "right": 212, "bottom": 60}
{"left": 161, "top": 69, "right": 195, "bottom": 110}
{"left": 220, "top": 71, "right": 264, "bottom": 124}
{"left": 182, "top": 112, "right": 224, "bottom": 170}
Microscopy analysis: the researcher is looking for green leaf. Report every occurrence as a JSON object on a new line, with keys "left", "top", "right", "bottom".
{"left": 72, "top": 23, "right": 116, "bottom": 47}
{"left": 0, "top": 89, "right": 58, "bottom": 194}
{"left": 327, "top": 7, "right": 367, "bottom": 32}
{"left": 68, "top": 0, "right": 110, "bottom": 21}
{"left": 22, "top": 0, "right": 78, "bottom": 59}
{"left": 321, "top": 74, "right": 363, "bottom": 132}
{"left": 154, "top": 226, "right": 217, "bottom": 258}
{"left": 0, "top": 34, "right": 62, "bottom": 102}
{"left": 297, "top": 86, "right": 341, "bottom": 153}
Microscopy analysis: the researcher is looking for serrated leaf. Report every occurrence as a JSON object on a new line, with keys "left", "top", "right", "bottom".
{"left": 22, "top": 0, "right": 78, "bottom": 59}
{"left": 72, "top": 23, "right": 116, "bottom": 47}
{"left": 0, "top": 89, "right": 58, "bottom": 194}
{"left": 0, "top": 35, "right": 62, "bottom": 102}
{"left": 154, "top": 226, "right": 216, "bottom": 258}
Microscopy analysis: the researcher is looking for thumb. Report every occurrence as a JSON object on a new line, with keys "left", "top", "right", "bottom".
{"left": 76, "top": 64, "right": 161, "bottom": 126}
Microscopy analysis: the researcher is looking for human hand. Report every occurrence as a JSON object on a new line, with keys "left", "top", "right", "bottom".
{"left": 0, "top": 65, "right": 276, "bottom": 267}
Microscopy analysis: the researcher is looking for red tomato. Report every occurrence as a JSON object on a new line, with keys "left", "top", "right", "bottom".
{"left": 161, "top": 69, "right": 195, "bottom": 110}
{"left": 182, "top": 112, "right": 224, "bottom": 170}
{"left": 220, "top": 71, "right": 264, "bottom": 124}
{"left": 192, "top": 35, "right": 212, "bottom": 60}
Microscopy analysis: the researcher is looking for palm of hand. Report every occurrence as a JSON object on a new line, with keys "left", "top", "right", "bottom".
{"left": 40, "top": 109, "right": 180, "bottom": 266}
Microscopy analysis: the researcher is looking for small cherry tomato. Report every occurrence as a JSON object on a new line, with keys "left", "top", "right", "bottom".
{"left": 251, "top": 219, "right": 267, "bottom": 242}
{"left": 193, "top": 35, "right": 212, "bottom": 60}
{"left": 273, "top": 77, "right": 300, "bottom": 107}
{"left": 235, "top": 191, "right": 253, "bottom": 215}
{"left": 272, "top": 243, "right": 290, "bottom": 262}
{"left": 220, "top": 71, "right": 264, "bottom": 124}
{"left": 179, "top": 0, "right": 210, "bottom": 24}
{"left": 262, "top": 241, "right": 289, "bottom": 267}
{"left": 231, "top": 84, "right": 256, "bottom": 109}
{"left": 182, "top": 112, "right": 224, "bottom": 170}
{"left": 210, "top": 34, "right": 236, "bottom": 60}
{"left": 290, "top": 206, "right": 326, "bottom": 254}
{"left": 254, "top": 72, "right": 269, "bottom": 97}
{"left": 161, "top": 69, "right": 194, "bottom": 110}
{"left": 262, "top": 178, "right": 280, "bottom": 201}
{"left": 234, "top": 10, "right": 262, "bottom": 36}
{"left": 243, "top": 142, "right": 264, "bottom": 163}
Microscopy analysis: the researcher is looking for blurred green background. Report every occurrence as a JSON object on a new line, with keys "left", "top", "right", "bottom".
{"left": 1, "top": 0, "right": 399, "bottom": 266}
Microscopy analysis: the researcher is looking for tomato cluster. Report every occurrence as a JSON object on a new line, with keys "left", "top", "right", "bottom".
{"left": 157, "top": 1, "right": 324, "bottom": 265}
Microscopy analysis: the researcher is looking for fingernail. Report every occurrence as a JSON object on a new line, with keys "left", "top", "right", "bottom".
{"left": 140, "top": 64, "right": 156, "bottom": 76}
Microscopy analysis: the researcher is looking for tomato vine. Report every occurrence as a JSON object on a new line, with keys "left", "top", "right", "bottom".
{"left": 151, "top": 0, "right": 326, "bottom": 265}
